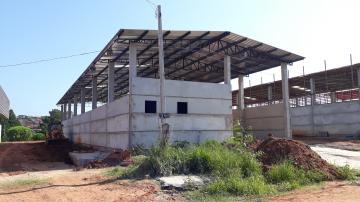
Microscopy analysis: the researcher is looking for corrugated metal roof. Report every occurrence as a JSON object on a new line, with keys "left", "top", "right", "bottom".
{"left": 57, "top": 29, "right": 304, "bottom": 104}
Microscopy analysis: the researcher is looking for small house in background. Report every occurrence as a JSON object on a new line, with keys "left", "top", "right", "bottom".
{"left": 0, "top": 86, "right": 10, "bottom": 141}
{"left": 57, "top": 29, "right": 303, "bottom": 149}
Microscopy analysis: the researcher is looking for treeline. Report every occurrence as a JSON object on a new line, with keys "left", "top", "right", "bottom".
{"left": 0, "top": 109, "right": 61, "bottom": 142}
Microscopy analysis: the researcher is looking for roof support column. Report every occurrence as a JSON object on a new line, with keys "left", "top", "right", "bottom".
{"left": 310, "top": 78, "right": 316, "bottom": 105}
{"left": 92, "top": 74, "right": 98, "bottom": 110}
{"left": 224, "top": 55, "right": 231, "bottom": 85}
{"left": 108, "top": 62, "right": 115, "bottom": 103}
{"left": 80, "top": 87, "right": 85, "bottom": 114}
{"left": 63, "top": 103, "right": 67, "bottom": 120}
{"left": 267, "top": 85, "right": 273, "bottom": 105}
{"left": 330, "top": 92, "right": 336, "bottom": 103}
{"left": 128, "top": 42, "right": 137, "bottom": 148}
{"left": 73, "top": 97, "right": 78, "bottom": 116}
{"left": 67, "top": 100, "right": 72, "bottom": 119}
{"left": 237, "top": 75, "right": 244, "bottom": 111}
{"left": 61, "top": 105, "right": 64, "bottom": 121}
{"left": 281, "top": 62, "right": 291, "bottom": 139}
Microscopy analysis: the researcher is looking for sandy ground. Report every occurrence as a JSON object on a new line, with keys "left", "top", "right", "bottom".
{"left": 0, "top": 169, "right": 182, "bottom": 202}
{"left": 311, "top": 146, "right": 360, "bottom": 169}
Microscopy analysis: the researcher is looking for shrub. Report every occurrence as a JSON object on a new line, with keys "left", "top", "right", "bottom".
{"left": 31, "top": 133, "right": 45, "bottom": 140}
{"left": 337, "top": 165, "right": 360, "bottom": 180}
{"left": 266, "top": 161, "right": 325, "bottom": 191}
{"left": 5, "top": 126, "right": 34, "bottom": 141}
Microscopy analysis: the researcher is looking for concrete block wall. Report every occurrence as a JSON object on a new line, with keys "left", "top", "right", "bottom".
{"left": 63, "top": 95, "right": 130, "bottom": 149}
{"left": 234, "top": 103, "right": 286, "bottom": 138}
{"left": 291, "top": 101, "right": 360, "bottom": 138}
{"left": 131, "top": 77, "right": 233, "bottom": 147}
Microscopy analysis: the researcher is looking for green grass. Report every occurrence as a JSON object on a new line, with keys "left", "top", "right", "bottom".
{"left": 0, "top": 178, "right": 48, "bottom": 189}
{"left": 336, "top": 165, "right": 360, "bottom": 181}
{"left": 107, "top": 138, "right": 338, "bottom": 200}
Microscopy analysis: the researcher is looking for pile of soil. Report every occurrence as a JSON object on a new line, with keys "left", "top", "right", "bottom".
{"left": 87, "top": 150, "right": 132, "bottom": 169}
{"left": 256, "top": 137, "right": 341, "bottom": 180}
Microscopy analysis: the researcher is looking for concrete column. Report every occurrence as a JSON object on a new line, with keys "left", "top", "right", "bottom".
{"left": 61, "top": 105, "right": 64, "bottom": 121}
{"left": 330, "top": 92, "right": 336, "bottom": 103}
{"left": 108, "top": 62, "right": 115, "bottom": 103}
{"left": 0, "top": 124, "right": 2, "bottom": 143}
{"left": 74, "top": 97, "right": 78, "bottom": 116}
{"left": 63, "top": 103, "right": 67, "bottom": 120}
{"left": 224, "top": 55, "right": 231, "bottom": 85}
{"left": 237, "top": 75, "right": 244, "bottom": 110}
{"left": 310, "top": 78, "right": 316, "bottom": 105}
{"left": 129, "top": 42, "right": 137, "bottom": 148}
{"left": 81, "top": 87, "right": 85, "bottom": 114}
{"left": 281, "top": 62, "right": 291, "bottom": 139}
{"left": 267, "top": 85, "right": 273, "bottom": 104}
{"left": 92, "top": 75, "right": 98, "bottom": 110}
{"left": 67, "top": 100, "right": 71, "bottom": 119}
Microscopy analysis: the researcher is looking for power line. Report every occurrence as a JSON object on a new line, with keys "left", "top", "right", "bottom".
{"left": 0, "top": 50, "right": 100, "bottom": 68}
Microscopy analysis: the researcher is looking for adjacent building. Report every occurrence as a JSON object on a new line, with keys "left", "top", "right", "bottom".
{"left": 0, "top": 86, "right": 10, "bottom": 141}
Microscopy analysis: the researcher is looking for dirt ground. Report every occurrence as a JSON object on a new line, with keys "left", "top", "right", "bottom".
{"left": 1, "top": 140, "right": 360, "bottom": 201}
{"left": 269, "top": 181, "right": 360, "bottom": 202}
{"left": 0, "top": 169, "right": 182, "bottom": 202}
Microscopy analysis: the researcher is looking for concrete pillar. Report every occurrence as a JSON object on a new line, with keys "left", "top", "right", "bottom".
{"left": 61, "top": 105, "right": 64, "bottom": 121}
{"left": 0, "top": 124, "right": 2, "bottom": 143}
{"left": 80, "top": 87, "right": 85, "bottom": 114}
{"left": 92, "top": 75, "right": 98, "bottom": 110}
{"left": 310, "top": 78, "right": 315, "bottom": 105}
{"left": 129, "top": 42, "right": 137, "bottom": 148}
{"left": 330, "top": 92, "right": 336, "bottom": 103}
{"left": 267, "top": 85, "right": 273, "bottom": 104}
{"left": 63, "top": 103, "right": 67, "bottom": 120}
{"left": 224, "top": 55, "right": 231, "bottom": 85}
{"left": 281, "top": 62, "right": 291, "bottom": 139}
{"left": 237, "top": 75, "right": 244, "bottom": 110}
{"left": 74, "top": 97, "right": 78, "bottom": 116}
{"left": 108, "top": 62, "right": 115, "bottom": 103}
{"left": 67, "top": 100, "right": 71, "bottom": 119}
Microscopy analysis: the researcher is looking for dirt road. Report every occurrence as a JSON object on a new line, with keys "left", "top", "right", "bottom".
{"left": 0, "top": 169, "right": 181, "bottom": 202}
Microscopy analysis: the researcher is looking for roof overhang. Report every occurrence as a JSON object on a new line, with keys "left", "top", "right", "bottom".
{"left": 57, "top": 29, "right": 304, "bottom": 104}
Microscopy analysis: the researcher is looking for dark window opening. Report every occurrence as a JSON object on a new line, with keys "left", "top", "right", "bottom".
{"left": 145, "top": 100, "right": 157, "bottom": 113}
{"left": 177, "top": 102, "right": 188, "bottom": 114}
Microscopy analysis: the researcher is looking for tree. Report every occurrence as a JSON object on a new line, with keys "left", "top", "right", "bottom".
{"left": 6, "top": 109, "right": 21, "bottom": 128}
{"left": 39, "top": 109, "right": 62, "bottom": 134}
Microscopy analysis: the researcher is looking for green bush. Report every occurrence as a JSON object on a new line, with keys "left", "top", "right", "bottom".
{"left": 5, "top": 126, "right": 34, "bottom": 141}
{"left": 31, "top": 133, "right": 45, "bottom": 141}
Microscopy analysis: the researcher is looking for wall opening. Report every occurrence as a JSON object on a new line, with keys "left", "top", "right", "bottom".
{"left": 145, "top": 100, "right": 157, "bottom": 113}
{"left": 177, "top": 102, "right": 188, "bottom": 114}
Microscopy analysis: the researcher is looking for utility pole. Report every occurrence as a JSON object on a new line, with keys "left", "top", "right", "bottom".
{"left": 157, "top": 5, "right": 168, "bottom": 146}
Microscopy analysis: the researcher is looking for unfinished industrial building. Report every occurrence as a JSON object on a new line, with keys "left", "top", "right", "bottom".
{"left": 232, "top": 63, "right": 360, "bottom": 139}
{"left": 57, "top": 29, "right": 303, "bottom": 149}
{"left": 0, "top": 86, "right": 10, "bottom": 140}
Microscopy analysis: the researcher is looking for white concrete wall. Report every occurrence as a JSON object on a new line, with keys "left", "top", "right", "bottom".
{"left": 237, "top": 103, "right": 286, "bottom": 138}
{"left": 131, "top": 77, "right": 232, "bottom": 147}
{"left": 291, "top": 101, "right": 360, "bottom": 138}
{"left": 63, "top": 95, "right": 130, "bottom": 149}
{"left": 0, "top": 86, "right": 9, "bottom": 119}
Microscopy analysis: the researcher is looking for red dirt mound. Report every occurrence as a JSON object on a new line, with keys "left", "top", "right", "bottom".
{"left": 256, "top": 137, "right": 341, "bottom": 180}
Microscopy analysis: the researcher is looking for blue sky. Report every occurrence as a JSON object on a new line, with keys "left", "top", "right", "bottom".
{"left": 1, "top": 0, "right": 359, "bottom": 116}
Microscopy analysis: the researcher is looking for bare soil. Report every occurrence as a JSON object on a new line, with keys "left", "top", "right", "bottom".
{"left": 0, "top": 169, "right": 182, "bottom": 202}
{"left": 295, "top": 136, "right": 360, "bottom": 151}
{"left": 269, "top": 181, "right": 360, "bottom": 202}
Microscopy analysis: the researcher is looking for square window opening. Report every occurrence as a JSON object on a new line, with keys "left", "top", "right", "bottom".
{"left": 145, "top": 100, "right": 157, "bottom": 113}
{"left": 177, "top": 102, "right": 188, "bottom": 114}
